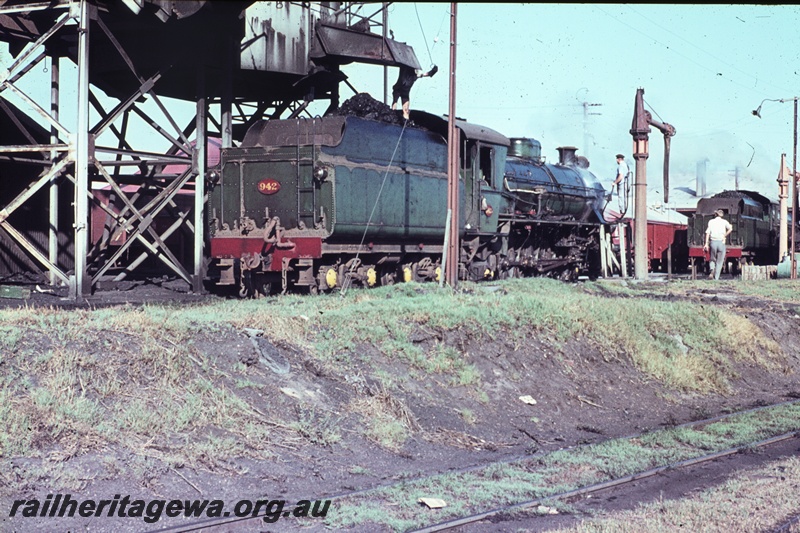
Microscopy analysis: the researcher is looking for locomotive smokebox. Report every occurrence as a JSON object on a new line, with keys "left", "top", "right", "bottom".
{"left": 557, "top": 146, "right": 579, "bottom": 166}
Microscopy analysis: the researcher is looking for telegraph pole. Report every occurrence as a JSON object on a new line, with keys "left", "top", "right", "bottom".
{"left": 581, "top": 100, "right": 602, "bottom": 160}
{"left": 729, "top": 166, "right": 740, "bottom": 191}
{"left": 382, "top": 3, "right": 389, "bottom": 104}
{"left": 445, "top": 2, "right": 459, "bottom": 288}
{"left": 792, "top": 98, "right": 797, "bottom": 279}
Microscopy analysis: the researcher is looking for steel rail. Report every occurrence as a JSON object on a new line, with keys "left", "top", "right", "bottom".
{"left": 411, "top": 431, "right": 800, "bottom": 533}
{"left": 772, "top": 513, "right": 800, "bottom": 533}
{"left": 147, "top": 399, "right": 800, "bottom": 533}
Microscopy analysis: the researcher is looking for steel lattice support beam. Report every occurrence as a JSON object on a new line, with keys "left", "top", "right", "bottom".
{"left": 1, "top": 1, "right": 413, "bottom": 298}
{"left": 194, "top": 68, "right": 206, "bottom": 293}
{"left": 0, "top": 0, "right": 209, "bottom": 298}
{"left": 73, "top": 0, "right": 91, "bottom": 297}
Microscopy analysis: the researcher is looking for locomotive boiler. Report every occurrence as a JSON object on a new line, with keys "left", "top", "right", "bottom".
{"left": 500, "top": 139, "right": 607, "bottom": 279}
{"left": 207, "top": 105, "right": 607, "bottom": 295}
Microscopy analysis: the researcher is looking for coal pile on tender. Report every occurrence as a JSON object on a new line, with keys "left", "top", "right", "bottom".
{"left": 333, "top": 93, "right": 405, "bottom": 125}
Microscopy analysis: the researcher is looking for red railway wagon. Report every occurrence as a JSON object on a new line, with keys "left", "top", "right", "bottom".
{"left": 647, "top": 220, "right": 688, "bottom": 273}
{"left": 90, "top": 186, "right": 195, "bottom": 247}
{"left": 88, "top": 139, "right": 220, "bottom": 273}
{"left": 609, "top": 218, "right": 689, "bottom": 274}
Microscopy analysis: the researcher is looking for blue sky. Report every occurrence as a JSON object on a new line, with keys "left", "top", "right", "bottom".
{"left": 3, "top": 3, "right": 799, "bottom": 206}
{"left": 339, "top": 3, "right": 800, "bottom": 205}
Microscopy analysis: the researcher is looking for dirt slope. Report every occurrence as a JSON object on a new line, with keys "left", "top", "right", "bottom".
{"left": 2, "top": 279, "right": 800, "bottom": 533}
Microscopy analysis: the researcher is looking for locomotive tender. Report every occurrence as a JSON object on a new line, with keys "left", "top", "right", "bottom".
{"left": 207, "top": 107, "right": 608, "bottom": 295}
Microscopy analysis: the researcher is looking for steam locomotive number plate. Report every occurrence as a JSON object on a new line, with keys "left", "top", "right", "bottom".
{"left": 257, "top": 179, "right": 281, "bottom": 195}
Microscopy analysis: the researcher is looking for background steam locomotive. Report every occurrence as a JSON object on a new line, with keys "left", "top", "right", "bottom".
{"left": 687, "top": 190, "right": 787, "bottom": 275}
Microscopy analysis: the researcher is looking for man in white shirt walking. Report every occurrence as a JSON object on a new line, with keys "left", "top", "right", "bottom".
{"left": 703, "top": 209, "right": 733, "bottom": 280}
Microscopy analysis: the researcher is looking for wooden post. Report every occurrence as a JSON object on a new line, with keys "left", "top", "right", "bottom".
{"left": 445, "top": 3, "right": 459, "bottom": 288}
{"left": 667, "top": 239, "right": 672, "bottom": 280}
{"left": 599, "top": 225, "right": 608, "bottom": 277}
{"left": 618, "top": 223, "right": 628, "bottom": 278}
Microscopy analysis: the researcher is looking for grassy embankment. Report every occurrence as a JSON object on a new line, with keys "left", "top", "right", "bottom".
{"left": 0, "top": 278, "right": 793, "bottom": 498}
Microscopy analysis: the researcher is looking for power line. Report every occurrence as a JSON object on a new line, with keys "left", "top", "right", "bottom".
{"left": 429, "top": 5, "right": 449, "bottom": 55}
{"left": 595, "top": 6, "right": 785, "bottom": 99}
{"left": 413, "top": 3, "right": 434, "bottom": 67}
{"left": 626, "top": 5, "right": 790, "bottom": 95}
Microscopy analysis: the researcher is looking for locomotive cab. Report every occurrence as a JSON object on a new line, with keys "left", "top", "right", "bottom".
{"left": 463, "top": 135, "right": 505, "bottom": 234}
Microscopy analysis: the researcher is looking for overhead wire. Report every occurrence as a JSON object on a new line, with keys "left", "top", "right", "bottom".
{"left": 413, "top": 3, "right": 435, "bottom": 68}
{"left": 626, "top": 5, "right": 794, "bottom": 96}
{"left": 596, "top": 6, "right": 779, "bottom": 99}
{"left": 605, "top": 6, "right": 799, "bottom": 157}
{"left": 429, "top": 6, "right": 449, "bottom": 55}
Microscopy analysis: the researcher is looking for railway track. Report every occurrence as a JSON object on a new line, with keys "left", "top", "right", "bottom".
{"left": 150, "top": 399, "right": 800, "bottom": 533}
{"left": 773, "top": 515, "right": 800, "bottom": 533}
{"left": 410, "top": 431, "right": 800, "bottom": 532}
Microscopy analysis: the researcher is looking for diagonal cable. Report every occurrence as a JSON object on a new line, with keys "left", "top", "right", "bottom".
{"left": 339, "top": 120, "right": 409, "bottom": 295}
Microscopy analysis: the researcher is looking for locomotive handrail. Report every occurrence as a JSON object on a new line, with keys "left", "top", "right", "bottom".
{"left": 496, "top": 213, "right": 599, "bottom": 227}
{"left": 502, "top": 176, "right": 546, "bottom": 195}
{"left": 503, "top": 176, "right": 595, "bottom": 196}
